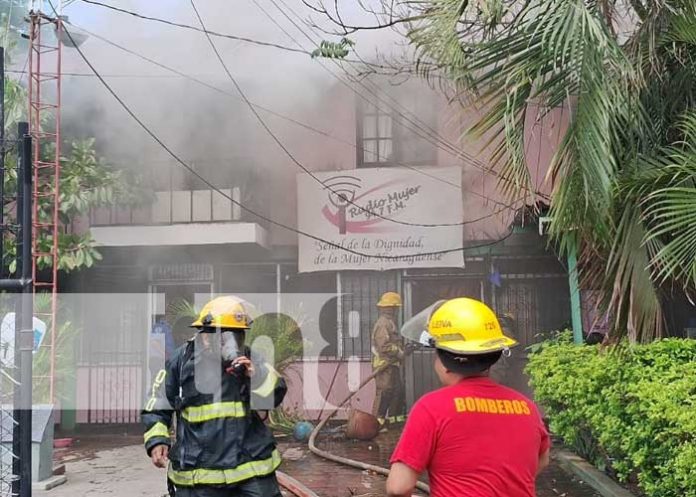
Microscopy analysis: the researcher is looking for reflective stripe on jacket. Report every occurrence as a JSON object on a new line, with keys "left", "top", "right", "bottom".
{"left": 141, "top": 339, "right": 287, "bottom": 487}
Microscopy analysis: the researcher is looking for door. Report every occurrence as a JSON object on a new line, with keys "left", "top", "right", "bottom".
{"left": 493, "top": 276, "right": 570, "bottom": 398}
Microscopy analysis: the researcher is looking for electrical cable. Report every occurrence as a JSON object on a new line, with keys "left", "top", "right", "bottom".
{"left": 75, "top": 0, "right": 541, "bottom": 202}
{"left": 67, "top": 22, "right": 514, "bottom": 211}
{"left": 78, "top": 0, "right": 465, "bottom": 170}
{"left": 64, "top": 23, "right": 353, "bottom": 144}
{"left": 248, "top": 0, "right": 512, "bottom": 207}
{"left": 265, "top": 0, "right": 490, "bottom": 169}
{"left": 8, "top": 68, "right": 219, "bottom": 78}
{"left": 75, "top": 0, "right": 396, "bottom": 70}
{"left": 74, "top": 0, "right": 542, "bottom": 209}
{"left": 58, "top": 19, "right": 517, "bottom": 260}
{"left": 76, "top": 0, "right": 311, "bottom": 55}
{"left": 265, "top": 0, "right": 549, "bottom": 202}
{"left": 188, "top": 0, "right": 507, "bottom": 229}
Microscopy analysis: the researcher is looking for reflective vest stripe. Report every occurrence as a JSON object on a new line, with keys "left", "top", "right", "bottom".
{"left": 181, "top": 401, "right": 246, "bottom": 423}
{"left": 167, "top": 449, "right": 282, "bottom": 486}
{"left": 144, "top": 422, "right": 169, "bottom": 444}
{"left": 252, "top": 368, "right": 279, "bottom": 398}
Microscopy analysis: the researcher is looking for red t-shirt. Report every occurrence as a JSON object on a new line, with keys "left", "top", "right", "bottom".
{"left": 391, "top": 377, "right": 549, "bottom": 497}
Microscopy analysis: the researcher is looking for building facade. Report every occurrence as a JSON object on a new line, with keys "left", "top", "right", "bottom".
{"left": 62, "top": 79, "right": 572, "bottom": 427}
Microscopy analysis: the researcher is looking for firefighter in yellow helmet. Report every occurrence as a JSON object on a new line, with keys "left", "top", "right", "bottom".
{"left": 386, "top": 298, "right": 550, "bottom": 497}
{"left": 142, "top": 296, "right": 287, "bottom": 497}
{"left": 371, "top": 292, "right": 405, "bottom": 426}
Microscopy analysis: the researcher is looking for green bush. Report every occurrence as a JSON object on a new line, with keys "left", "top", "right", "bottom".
{"left": 526, "top": 332, "right": 696, "bottom": 497}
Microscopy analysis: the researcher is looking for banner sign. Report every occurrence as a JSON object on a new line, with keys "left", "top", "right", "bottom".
{"left": 297, "top": 167, "right": 464, "bottom": 272}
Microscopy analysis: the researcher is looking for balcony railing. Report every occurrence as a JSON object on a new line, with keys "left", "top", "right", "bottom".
{"left": 90, "top": 187, "right": 253, "bottom": 227}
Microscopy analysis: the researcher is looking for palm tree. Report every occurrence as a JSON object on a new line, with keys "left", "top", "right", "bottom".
{"left": 320, "top": 0, "right": 696, "bottom": 341}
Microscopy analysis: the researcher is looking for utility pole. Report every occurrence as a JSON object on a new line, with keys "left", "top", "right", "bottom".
{"left": 0, "top": 46, "right": 4, "bottom": 276}
{"left": 567, "top": 238, "right": 583, "bottom": 345}
{"left": 7, "top": 122, "right": 33, "bottom": 497}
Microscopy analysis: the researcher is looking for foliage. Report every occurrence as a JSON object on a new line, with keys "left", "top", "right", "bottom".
{"left": 309, "top": 0, "right": 696, "bottom": 342}
{"left": 1, "top": 49, "right": 145, "bottom": 274}
{"left": 166, "top": 298, "right": 199, "bottom": 326}
{"left": 31, "top": 293, "right": 80, "bottom": 405}
{"left": 311, "top": 37, "right": 354, "bottom": 59}
{"left": 268, "top": 407, "right": 304, "bottom": 435}
{"left": 247, "top": 312, "right": 305, "bottom": 370}
{"left": 527, "top": 333, "right": 696, "bottom": 497}
{"left": 404, "top": 0, "right": 696, "bottom": 342}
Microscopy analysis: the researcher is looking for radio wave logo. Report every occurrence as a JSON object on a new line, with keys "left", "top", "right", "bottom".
{"left": 324, "top": 175, "right": 361, "bottom": 234}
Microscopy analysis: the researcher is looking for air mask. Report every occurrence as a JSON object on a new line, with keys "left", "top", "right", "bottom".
{"left": 221, "top": 330, "right": 246, "bottom": 375}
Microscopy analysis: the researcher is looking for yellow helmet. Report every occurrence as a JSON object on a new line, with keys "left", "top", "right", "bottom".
{"left": 401, "top": 298, "right": 517, "bottom": 354}
{"left": 190, "top": 296, "right": 252, "bottom": 330}
{"left": 377, "top": 292, "right": 402, "bottom": 307}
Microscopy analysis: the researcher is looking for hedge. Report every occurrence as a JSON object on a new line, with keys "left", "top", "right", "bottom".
{"left": 526, "top": 333, "right": 696, "bottom": 497}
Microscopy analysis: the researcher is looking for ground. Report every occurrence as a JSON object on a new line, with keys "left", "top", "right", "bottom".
{"left": 35, "top": 432, "right": 601, "bottom": 497}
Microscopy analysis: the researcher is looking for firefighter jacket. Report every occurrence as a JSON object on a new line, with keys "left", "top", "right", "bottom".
{"left": 371, "top": 315, "right": 403, "bottom": 369}
{"left": 141, "top": 339, "right": 287, "bottom": 487}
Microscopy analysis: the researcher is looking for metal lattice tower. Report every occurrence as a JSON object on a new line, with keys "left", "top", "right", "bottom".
{"left": 28, "top": 9, "right": 62, "bottom": 402}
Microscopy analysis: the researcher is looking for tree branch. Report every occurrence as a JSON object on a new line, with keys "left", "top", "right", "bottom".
{"left": 302, "top": 0, "right": 422, "bottom": 35}
{"left": 628, "top": 0, "right": 648, "bottom": 21}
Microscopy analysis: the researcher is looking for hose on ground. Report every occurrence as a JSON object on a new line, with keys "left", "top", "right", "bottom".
{"left": 277, "top": 470, "right": 321, "bottom": 497}
{"left": 307, "top": 367, "right": 430, "bottom": 494}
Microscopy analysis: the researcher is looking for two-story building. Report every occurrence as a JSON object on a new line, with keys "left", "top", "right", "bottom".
{"left": 62, "top": 76, "right": 571, "bottom": 428}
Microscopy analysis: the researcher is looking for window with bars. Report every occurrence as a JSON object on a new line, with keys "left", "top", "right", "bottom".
{"left": 358, "top": 100, "right": 394, "bottom": 165}
{"left": 357, "top": 93, "right": 437, "bottom": 167}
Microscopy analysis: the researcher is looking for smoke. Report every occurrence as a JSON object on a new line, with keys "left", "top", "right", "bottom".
{"left": 52, "top": 0, "right": 560, "bottom": 243}
{"left": 60, "top": 1, "right": 333, "bottom": 168}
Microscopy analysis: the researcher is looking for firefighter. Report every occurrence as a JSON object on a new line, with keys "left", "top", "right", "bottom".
{"left": 387, "top": 298, "right": 550, "bottom": 497}
{"left": 142, "top": 296, "right": 287, "bottom": 497}
{"left": 371, "top": 291, "right": 405, "bottom": 426}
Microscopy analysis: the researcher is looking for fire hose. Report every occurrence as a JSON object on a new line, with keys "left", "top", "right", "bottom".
{"left": 307, "top": 367, "right": 431, "bottom": 495}
{"left": 277, "top": 470, "right": 321, "bottom": 497}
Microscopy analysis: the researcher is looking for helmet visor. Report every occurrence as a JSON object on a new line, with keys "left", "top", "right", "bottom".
{"left": 400, "top": 300, "right": 446, "bottom": 346}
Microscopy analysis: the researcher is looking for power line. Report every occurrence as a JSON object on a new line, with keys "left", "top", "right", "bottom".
{"left": 73, "top": 0, "right": 534, "bottom": 209}
{"left": 74, "top": 0, "right": 397, "bottom": 71}
{"left": 246, "top": 0, "right": 517, "bottom": 211}
{"left": 265, "top": 0, "right": 485, "bottom": 166}
{"left": 254, "top": 0, "right": 522, "bottom": 208}
{"left": 58, "top": 20, "right": 516, "bottom": 260}
{"left": 76, "top": 0, "right": 311, "bottom": 55}
{"left": 76, "top": 0, "right": 547, "bottom": 202}
{"left": 188, "top": 0, "right": 505, "bottom": 229}
{"left": 66, "top": 23, "right": 353, "bottom": 145}
{"left": 265, "top": 0, "right": 549, "bottom": 201}
{"left": 70, "top": 22, "right": 511, "bottom": 207}
{"left": 7, "top": 68, "right": 220, "bottom": 78}
{"left": 77, "top": 0, "right": 496, "bottom": 176}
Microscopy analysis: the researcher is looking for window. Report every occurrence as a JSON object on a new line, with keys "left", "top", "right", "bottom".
{"left": 357, "top": 93, "right": 437, "bottom": 167}
{"left": 358, "top": 100, "right": 394, "bottom": 165}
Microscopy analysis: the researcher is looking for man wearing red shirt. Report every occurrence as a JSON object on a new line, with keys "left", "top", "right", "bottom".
{"left": 387, "top": 298, "right": 550, "bottom": 497}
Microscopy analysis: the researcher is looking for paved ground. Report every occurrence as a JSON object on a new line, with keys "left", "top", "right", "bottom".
{"left": 36, "top": 432, "right": 601, "bottom": 497}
